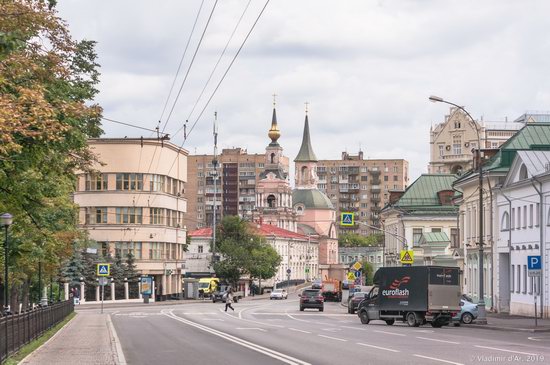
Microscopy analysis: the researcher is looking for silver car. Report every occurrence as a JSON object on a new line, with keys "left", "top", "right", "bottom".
{"left": 270, "top": 289, "right": 288, "bottom": 300}
{"left": 453, "top": 298, "right": 479, "bottom": 325}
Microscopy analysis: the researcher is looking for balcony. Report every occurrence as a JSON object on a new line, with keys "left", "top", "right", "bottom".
{"left": 370, "top": 169, "right": 381, "bottom": 176}
{"left": 370, "top": 185, "right": 381, "bottom": 193}
{"left": 339, "top": 195, "right": 351, "bottom": 202}
{"left": 339, "top": 206, "right": 359, "bottom": 212}
{"left": 371, "top": 206, "right": 381, "bottom": 213}
{"left": 348, "top": 167, "right": 360, "bottom": 175}
{"left": 370, "top": 196, "right": 380, "bottom": 204}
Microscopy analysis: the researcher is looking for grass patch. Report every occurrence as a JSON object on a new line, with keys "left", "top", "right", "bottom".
{"left": 5, "top": 312, "right": 76, "bottom": 365}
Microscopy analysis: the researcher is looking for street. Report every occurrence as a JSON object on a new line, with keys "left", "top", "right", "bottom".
{"left": 103, "top": 292, "right": 550, "bottom": 365}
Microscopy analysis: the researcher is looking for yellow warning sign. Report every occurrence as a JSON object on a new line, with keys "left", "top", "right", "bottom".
{"left": 347, "top": 272, "right": 356, "bottom": 281}
{"left": 400, "top": 250, "right": 414, "bottom": 264}
{"left": 352, "top": 261, "right": 362, "bottom": 271}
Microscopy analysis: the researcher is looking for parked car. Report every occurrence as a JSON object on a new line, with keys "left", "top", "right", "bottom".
{"left": 452, "top": 299, "right": 478, "bottom": 325}
{"left": 270, "top": 289, "right": 288, "bottom": 300}
{"left": 299, "top": 289, "right": 324, "bottom": 311}
{"left": 312, "top": 279, "right": 322, "bottom": 289}
{"left": 347, "top": 291, "right": 368, "bottom": 314}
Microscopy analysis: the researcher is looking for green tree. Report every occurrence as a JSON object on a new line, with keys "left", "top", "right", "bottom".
{"left": 339, "top": 232, "right": 384, "bottom": 247}
{"left": 124, "top": 253, "right": 140, "bottom": 298}
{"left": 249, "top": 244, "right": 282, "bottom": 291}
{"left": 0, "top": 0, "right": 102, "bottom": 309}
{"left": 361, "top": 261, "right": 374, "bottom": 285}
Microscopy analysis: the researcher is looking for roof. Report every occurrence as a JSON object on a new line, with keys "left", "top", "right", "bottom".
{"left": 297, "top": 223, "right": 318, "bottom": 236}
{"left": 513, "top": 113, "right": 550, "bottom": 124}
{"left": 294, "top": 115, "right": 318, "bottom": 162}
{"left": 187, "top": 223, "right": 311, "bottom": 241}
{"left": 293, "top": 188, "right": 334, "bottom": 209}
{"left": 395, "top": 174, "right": 457, "bottom": 207}
{"left": 419, "top": 232, "right": 450, "bottom": 244}
{"left": 516, "top": 150, "right": 550, "bottom": 176}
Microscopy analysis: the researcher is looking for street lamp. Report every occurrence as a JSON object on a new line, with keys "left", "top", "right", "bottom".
{"left": 429, "top": 95, "right": 487, "bottom": 325}
{"left": 1, "top": 213, "right": 13, "bottom": 316}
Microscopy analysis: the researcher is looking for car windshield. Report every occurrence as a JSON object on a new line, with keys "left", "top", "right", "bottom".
{"left": 303, "top": 290, "right": 320, "bottom": 297}
{"left": 272, "top": 290, "right": 282, "bottom": 293}
{"left": 352, "top": 292, "right": 367, "bottom": 298}
{"left": 198, "top": 283, "right": 209, "bottom": 289}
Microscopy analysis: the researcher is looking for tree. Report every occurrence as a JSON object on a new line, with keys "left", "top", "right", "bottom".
{"left": 0, "top": 0, "right": 102, "bottom": 309}
{"left": 361, "top": 261, "right": 374, "bottom": 285}
{"left": 213, "top": 216, "right": 281, "bottom": 287}
{"left": 124, "top": 253, "right": 140, "bottom": 298}
{"left": 339, "top": 232, "right": 384, "bottom": 247}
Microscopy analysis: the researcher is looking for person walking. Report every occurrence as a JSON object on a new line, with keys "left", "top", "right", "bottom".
{"left": 224, "top": 288, "right": 235, "bottom": 312}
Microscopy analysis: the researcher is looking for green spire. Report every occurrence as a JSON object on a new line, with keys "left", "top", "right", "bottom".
{"left": 294, "top": 114, "right": 318, "bottom": 162}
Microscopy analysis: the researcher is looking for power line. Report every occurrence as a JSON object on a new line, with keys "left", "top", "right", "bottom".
{"left": 161, "top": 0, "right": 219, "bottom": 134}
{"left": 101, "top": 117, "right": 169, "bottom": 137}
{"left": 158, "top": 0, "right": 206, "bottom": 125}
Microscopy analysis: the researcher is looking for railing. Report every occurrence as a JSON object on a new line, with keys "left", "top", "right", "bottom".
{"left": 0, "top": 300, "right": 74, "bottom": 363}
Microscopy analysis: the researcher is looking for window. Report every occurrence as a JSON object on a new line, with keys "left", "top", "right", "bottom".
{"left": 149, "top": 243, "right": 162, "bottom": 260}
{"left": 116, "top": 207, "right": 143, "bottom": 224}
{"left": 198, "top": 245, "right": 204, "bottom": 253}
{"left": 501, "top": 212, "right": 510, "bottom": 231}
{"left": 439, "top": 145, "right": 444, "bottom": 157}
{"left": 536, "top": 203, "right": 540, "bottom": 226}
{"left": 511, "top": 208, "right": 515, "bottom": 229}
{"left": 529, "top": 204, "right": 533, "bottom": 228}
{"left": 393, "top": 175, "right": 398, "bottom": 181}
{"left": 431, "top": 228, "right": 441, "bottom": 233}
{"left": 85, "top": 174, "right": 108, "bottom": 191}
{"left": 523, "top": 206, "right": 527, "bottom": 228}
{"left": 529, "top": 276, "right": 534, "bottom": 295}
{"left": 384, "top": 176, "right": 389, "bottom": 182}
{"left": 413, "top": 228, "right": 423, "bottom": 246}
{"left": 523, "top": 265, "right": 527, "bottom": 294}
{"left": 519, "top": 164, "right": 528, "bottom": 180}
{"left": 454, "top": 121, "right": 461, "bottom": 129}
{"left": 511, "top": 265, "right": 514, "bottom": 292}
{"left": 95, "top": 207, "right": 107, "bottom": 224}
{"left": 450, "top": 228, "right": 458, "bottom": 248}
{"left": 150, "top": 208, "right": 163, "bottom": 225}
{"left": 517, "top": 208, "right": 521, "bottom": 229}
{"left": 115, "top": 242, "right": 142, "bottom": 259}
{"left": 453, "top": 135, "right": 462, "bottom": 155}
{"left": 361, "top": 175, "right": 368, "bottom": 181}
{"left": 116, "top": 173, "right": 143, "bottom": 190}
{"left": 516, "top": 265, "right": 521, "bottom": 293}
{"left": 150, "top": 175, "right": 165, "bottom": 192}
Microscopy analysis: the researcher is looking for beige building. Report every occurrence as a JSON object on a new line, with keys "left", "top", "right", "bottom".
{"left": 429, "top": 107, "right": 521, "bottom": 175}
{"left": 315, "top": 151, "right": 409, "bottom": 236}
{"left": 74, "top": 138, "right": 188, "bottom": 301}
{"left": 185, "top": 148, "right": 289, "bottom": 231}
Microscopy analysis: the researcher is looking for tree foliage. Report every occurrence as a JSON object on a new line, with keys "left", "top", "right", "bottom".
{"left": 213, "top": 216, "right": 281, "bottom": 286}
{"left": 361, "top": 260, "right": 374, "bottom": 285}
{"left": 0, "top": 0, "right": 102, "bottom": 310}
{"left": 339, "top": 232, "right": 384, "bottom": 247}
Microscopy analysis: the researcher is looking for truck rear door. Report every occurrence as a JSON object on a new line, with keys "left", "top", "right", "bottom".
{"left": 428, "top": 267, "right": 461, "bottom": 311}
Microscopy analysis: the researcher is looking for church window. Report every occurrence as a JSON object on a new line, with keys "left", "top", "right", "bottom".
{"left": 267, "top": 195, "right": 276, "bottom": 208}
{"left": 270, "top": 153, "right": 275, "bottom": 164}
{"left": 301, "top": 166, "right": 308, "bottom": 181}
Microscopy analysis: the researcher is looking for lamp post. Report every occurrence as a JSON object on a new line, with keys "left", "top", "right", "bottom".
{"left": 429, "top": 95, "right": 487, "bottom": 324}
{"left": 1, "top": 213, "right": 13, "bottom": 316}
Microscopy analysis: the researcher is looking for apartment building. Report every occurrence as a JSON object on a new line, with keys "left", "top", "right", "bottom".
{"left": 429, "top": 106, "right": 521, "bottom": 175}
{"left": 315, "top": 151, "right": 409, "bottom": 235}
{"left": 74, "top": 138, "right": 188, "bottom": 301}
{"left": 185, "top": 148, "right": 289, "bottom": 230}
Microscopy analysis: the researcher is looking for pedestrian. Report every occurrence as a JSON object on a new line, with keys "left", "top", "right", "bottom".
{"left": 224, "top": 288, "right": 235, "bottom": 312}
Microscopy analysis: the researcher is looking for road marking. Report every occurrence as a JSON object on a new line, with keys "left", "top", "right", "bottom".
{"left": 254, "top": 313, "right": 350, "bottom": 317}
{"left": 528, "top": 336, "right": 550, "bottom": 342}
{"left": 340, "top": 325, "right": 366, "bottom": 331}
{"left": 474, "top": 345, "right": 539, "bottom": 356}
{"left": 416, "top": 336, "right": 459, "bottom": 344}
{"left": 236, "top": 327, "right": 267, "bottom": 332}
{"left": 374, "top": 330, "right": 406, "bottom": 337}
{"left": 219, "top": 308, "right": 284, "bottom": 328}
{"left": 107, "top": 315, "right": 127, "bottom": 365}
{"left": 321, "top": 328, "right": 341, "bottom": 332}
{"left": 164, "top": 310, "right": 310, "bottom": 365}
{"left": 181, "top": 312, "right": 218, "bottom": 315}
{"left": 356, "top": 342, "right": 400, "bottom": 353}
{"left": 202, "top": 319, "right": 224, "bottom": 321}
{"left": 413, "top": 354, "right": 463, "bottom": 365}
{"left": 318, "top": 334, "right": 347, "bottom": 342}
{"left": 413, "top": 329, "right": 434, "bottom": 333}
{"left": 288, "top": 328, "right": 311, "bottom": 334}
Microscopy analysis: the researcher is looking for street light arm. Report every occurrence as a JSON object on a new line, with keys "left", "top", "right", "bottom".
{"left": 356, "top": 220, "right": 407, "bottom": 248}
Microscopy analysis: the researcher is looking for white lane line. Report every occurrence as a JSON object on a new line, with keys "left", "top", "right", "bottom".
{"left": 288, "top": 328, "right": 311, "bottom": 334}
{"left": 219, "top": 308, "right": 284, "bottom": 328}
{"left": 321, "top": 328, "right": 341, "bottom": 332}
{"left": 181, "top": 312, "right": 218, "bottom": 315}
{"left": 374, "top": 330, "right": 406, "bottom": 337}
{"left": 202, "top": 319, "right": 224, "bottom": 321}
{"left": 254, "top": 313, "right": 351, "bottom": 316}
{"left": 340, "top": 325, "right": 366, "bottom": 331}
{"left": 413, "top": 354, "right": 463, "bottom": 365}
{"left": 285, "top": 311, "right": 312, "bottom": 324}
{"left": 416, "top": 336, "right": 460, "bottom": 345}
{"left": 318, "top": 334, "right": 347, "bottom": 342}
{"left": 236, "top": 327, "right": 267, "bottom": 332}
{"left": 474, "top": 345, "right": 539, "bottom": 356}
{"left": 164, "top": 310, "right": 310, "bottom": 365}
{"left": 356, "top": 342, "right": 400, "bottom": 353}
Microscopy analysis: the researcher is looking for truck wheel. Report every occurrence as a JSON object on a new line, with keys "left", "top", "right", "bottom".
{"left": 300, "top": 306, "right": 304, "bottom": 311}
{"left": 212, "top": 299, "right": 216, "bottom": 303}
{"left": 319, "top": 307, "right": 324, "bottom": 312}
{"left": 359, "top": 310, "right": 370, "bottom": 324}
{"left": 385, "top": 319, "right": 395, "bottom": 326}
{"left": 461, "top": 312, "right": 474, "bottom": 324}
{"left": 431, "top": 321, "right": 443, "bottom": 328}
{"left": 406, "top": 312, "right": 419, "bottom": 327}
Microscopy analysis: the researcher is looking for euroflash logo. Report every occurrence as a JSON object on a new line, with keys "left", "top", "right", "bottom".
{"left": 382, "top": 276, "right": 410, "bottom": 297}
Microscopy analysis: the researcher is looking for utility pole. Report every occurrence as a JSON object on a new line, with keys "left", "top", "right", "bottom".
{"left": 211, "top": 112, "right": 219, "bottom": 269}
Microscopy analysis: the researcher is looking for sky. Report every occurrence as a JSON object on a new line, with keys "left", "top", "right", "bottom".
{"left": 56, "top": 0, "right": 550, "bottom": 182}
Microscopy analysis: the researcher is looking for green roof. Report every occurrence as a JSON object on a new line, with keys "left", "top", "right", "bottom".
{"left": 396, "top": 174, "right": 457, "bottom": 207}
{"left": 292, "top": 189, "right": 333, "bottom": 209}
{"left": 294, "top": 115, "right": 318, "bottom": 162}
{"left": 419, "top": 232, "right": 450, "bottom": 244}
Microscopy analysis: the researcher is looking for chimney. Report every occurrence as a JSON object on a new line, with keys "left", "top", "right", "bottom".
{"left": 437, "top": 190, "right": 455, "bottom": 206}
{"left": 389, "top": 190, "right": 405, "bottom": 205}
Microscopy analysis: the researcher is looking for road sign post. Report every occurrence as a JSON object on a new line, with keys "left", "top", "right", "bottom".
{"left": 286, "top": 268, "right": 291, "bottom": 291}
{"left": 98, "top": 277, "right": 109, "bottom": 313}
{"left": 527, "top": 256, "right": 541, "bottom": 325}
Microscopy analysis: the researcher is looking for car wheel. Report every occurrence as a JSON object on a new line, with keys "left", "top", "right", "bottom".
{"left": 461, "top": 312, "right": 474, "bottom": 324}
{"left": 350, "top": 307, "right": 355, "bottom": 314}
{"left": 406, "top": 312, "right": 419, "bottom": 327}
{"left": 300, "top": 306, "right": 304, "bottom": 311}
{"left": 385, "top": 319, "right": 395, "bottom": 326}
{"left": 319, "top": 307, "right": 324, "bottom": 312}
{"left": 359, "top": 310, "right": 370, "bottom": 324}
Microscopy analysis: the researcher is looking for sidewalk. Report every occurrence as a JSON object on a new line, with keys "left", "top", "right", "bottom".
{"left": 469, "top": 312, "right": 550, "bottom": 333}
{"left": 20, "top": 312, "right": 122, "bottom": 365}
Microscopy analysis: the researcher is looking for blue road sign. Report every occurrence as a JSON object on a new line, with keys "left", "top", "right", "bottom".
{"left": 353, "top": 270, "right": 361, "bottom": 279}
{"left": 528, "top": 256, "right": 542, "bottom": 270}
{"left": 97, "top": 263, "right": 110, "bottom": 276}
{"left": 340, "top": 212, "right": 354, "bottom": 226}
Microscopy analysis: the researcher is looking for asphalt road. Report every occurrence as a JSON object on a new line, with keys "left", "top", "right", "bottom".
{"left": 108, "top": 293, "right": 550, "bottom": 365}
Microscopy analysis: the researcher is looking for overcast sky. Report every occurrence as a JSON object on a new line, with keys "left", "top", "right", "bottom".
{"left": 57, "top": 0, "right": 550, "bottom": 182}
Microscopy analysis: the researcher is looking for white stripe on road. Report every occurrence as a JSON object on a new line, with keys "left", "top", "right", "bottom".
{"left": 374, "top": 330, "right": 406, "bottom": 337}
{"left": 340, "top": 325, "right": 366, "bottom": 331}
{"left": 474, "top": 345, "right": 539, "bottom": 356}
{"left": 416, "top": 336, "right": 459, "bottom": 345}
{"left": 254, "top": 313, "right": 351, "bottom": 316}
{"left": 356, "top": 342, "right": 400, "bottom": 353}
{"left": 321, "top": 328, "right": 341, "bottom": 332}
{"left": 318, "top": 334, "right": 347, "bottom": 342}
{"left": 219, "top": 308, "right": 284, "bottom": 328}
{"left": 202, "top": 319, "right": 224, "bottom": 321}
{"left": 236, "top": 327, "right": 267, "bottom": 332}
{"left": 164, "top": 310, "right": 310, "bottom": 365}
{"left": 288, "top": 328, "right": 311, "bottom": 334}
{"left": 413, "top": 354, "right": 464, "bottom": 365}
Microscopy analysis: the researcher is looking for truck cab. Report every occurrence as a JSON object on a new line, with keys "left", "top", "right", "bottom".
{"left": 198, "top": 277, "right": 219, "bottom": 298}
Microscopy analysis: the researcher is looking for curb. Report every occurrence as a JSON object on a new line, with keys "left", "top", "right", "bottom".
{"left": 468, "top": 324, "right": 550, "bottom": 333}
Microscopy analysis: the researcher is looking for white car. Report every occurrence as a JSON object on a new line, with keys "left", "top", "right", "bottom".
{"left": 270, "top": 289, "right": 288, "bottom": 300}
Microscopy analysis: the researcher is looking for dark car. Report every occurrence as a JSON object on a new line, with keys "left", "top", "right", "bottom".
{"left": 300, "top": 289, "right": 324, "bottom": 311}
{"left": 347, "top": 291, "right": 368, "bottom": 314}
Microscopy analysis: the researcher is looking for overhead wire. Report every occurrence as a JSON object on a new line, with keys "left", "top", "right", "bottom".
{"left": 161, "top": 0, "right": 219, "bottom": 134}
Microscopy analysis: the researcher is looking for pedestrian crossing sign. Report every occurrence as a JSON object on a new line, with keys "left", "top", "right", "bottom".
{"left": 340, "top": 212, "right": 354, "bottom": 226}
{"left": 400, "top": 250, "right": 414, "bottom": 264}
{"left": 97, "top": 263, "right": 110, "bottom": 277}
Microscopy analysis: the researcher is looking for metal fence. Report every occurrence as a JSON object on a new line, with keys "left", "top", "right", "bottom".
{"left": 0, "top": 300, "right": 74, "bottom": 363}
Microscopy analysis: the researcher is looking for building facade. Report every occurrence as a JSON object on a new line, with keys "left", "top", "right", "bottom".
{"left": 316, "top": 151, "right": 408, "bottom": 235}
{"left": 339, "top": 246, "right": 384, "bottom": 273}
{"left": 429, "top": 107, "right": 521, "bottom": 175}
{"left": 74, "top": 138, "right": 188, "bottom": 300}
